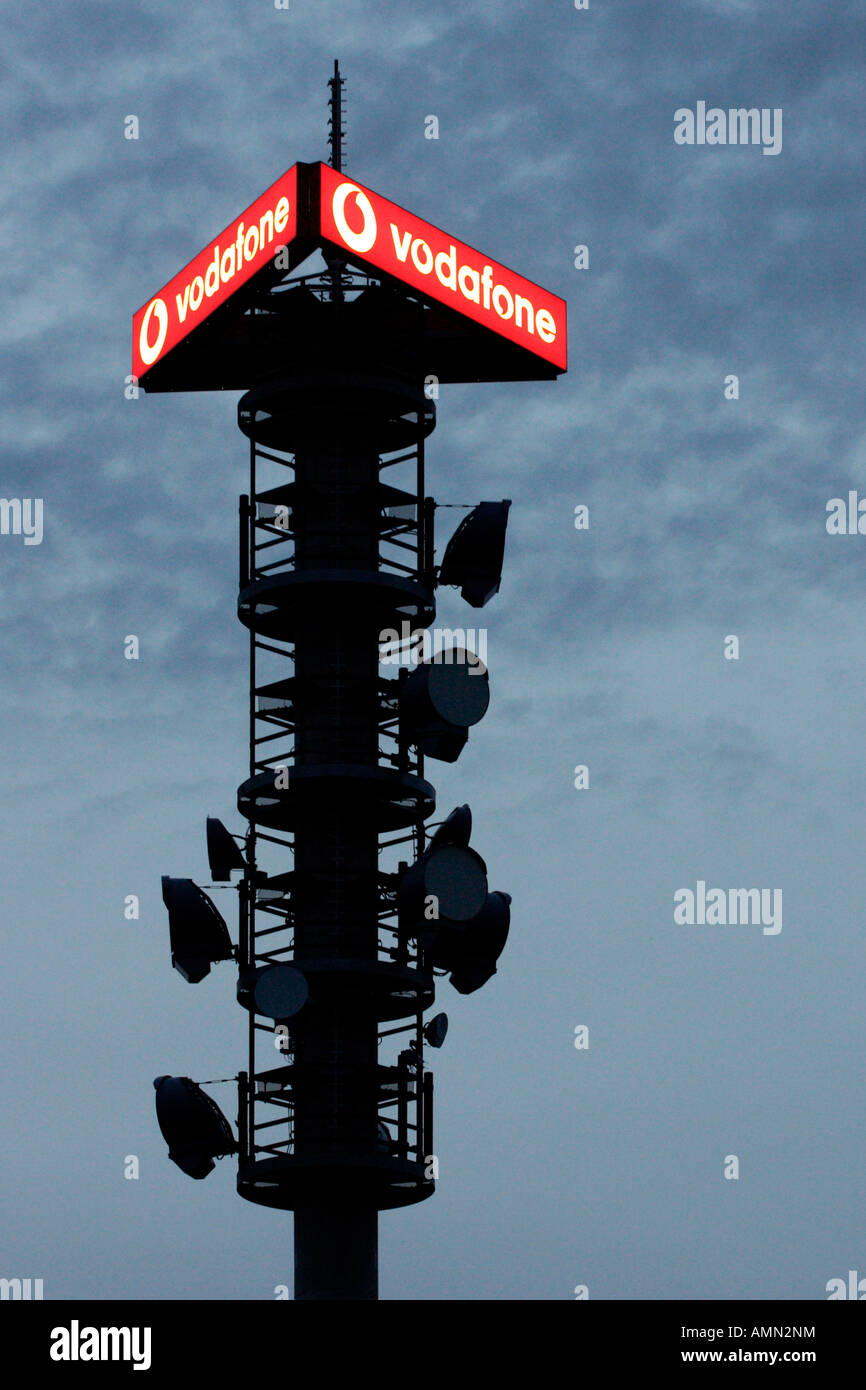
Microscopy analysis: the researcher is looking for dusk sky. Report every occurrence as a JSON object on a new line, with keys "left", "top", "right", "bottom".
{"left": 2, "top": 0, "right": 864, "bottom": 1300}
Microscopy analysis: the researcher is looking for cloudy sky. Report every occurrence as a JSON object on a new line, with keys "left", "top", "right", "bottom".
{"left": 2, "top": 0, "right": 864, "bottom": 1301}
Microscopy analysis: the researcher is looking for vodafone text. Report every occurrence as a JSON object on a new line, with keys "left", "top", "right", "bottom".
{"left": 383, "top": 220, "right": 556, "bottom": 344}
{"left": 137, "top": 191, "right": 291, "bottom": 370}
{"left": 173, "top": 197, "right": 290, "bottom": 325}
{"left": 134, "top": 168, "right": 297, "bottom": 383}
{"left": 323, "top": 170, "right": 565, "bottom": 365}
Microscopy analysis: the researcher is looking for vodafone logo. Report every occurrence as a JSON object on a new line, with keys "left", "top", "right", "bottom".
{"left": 332, "top": 181, "right": 378, "bottom": 254}
{"left": 319, "top": 164, "right": 566, "bottom": 369}
{"left": 139, "top": 297, "right": 168, "bottom": 366}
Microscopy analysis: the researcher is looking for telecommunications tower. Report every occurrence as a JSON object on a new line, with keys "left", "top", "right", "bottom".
{"left": 137, "top": 64, "right": 566, "bottom": 1300}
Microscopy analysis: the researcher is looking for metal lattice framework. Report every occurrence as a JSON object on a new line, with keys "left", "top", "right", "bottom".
{"left": 233, "top": 268, "right": 440, "bottom": 1229}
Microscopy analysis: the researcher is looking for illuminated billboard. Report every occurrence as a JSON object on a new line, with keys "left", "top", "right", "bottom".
{"left": 132, "top": 165, "right": 299, "bottom": 382}
{"left": 318, "top": 163, "right": 566, "bottom": 372}
{"left": 132, "top": 161, "right": 566, "bottom": 386}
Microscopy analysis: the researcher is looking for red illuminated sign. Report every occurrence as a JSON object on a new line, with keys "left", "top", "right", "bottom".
{"left": 133, "top": 162, "right": 566, "bottom": 384}
{"left": 132, "top": 165, "right": 298, "bottom": 381}
{"left": 318, "top": 163, "right": 566, "bottom": 371}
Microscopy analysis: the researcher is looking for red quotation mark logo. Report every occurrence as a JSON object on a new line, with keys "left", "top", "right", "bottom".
{"left": 332, "top": 182, "right": 378, "bottom": 254}
{"left": 139, "top": 297, "right": 168, "bottom": 366}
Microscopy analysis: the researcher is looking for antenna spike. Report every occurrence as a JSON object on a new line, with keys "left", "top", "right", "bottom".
{"left": 327, "top": 59, "right": 345, "bottom": 172}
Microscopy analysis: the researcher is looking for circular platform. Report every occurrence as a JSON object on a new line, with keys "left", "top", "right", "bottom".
{"left": 238, "top": 569, "right": 435, "bottom": 641}
{"left": 238, "top": 372, "right": 436, "bottom": 454}
{"left": 238, "top": 763, "right": 435, "bottom": 832}
{"left": 237, "top": 1152, "right": 435, "bottom": 1212}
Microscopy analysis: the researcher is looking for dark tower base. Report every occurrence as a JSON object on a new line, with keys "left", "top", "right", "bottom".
{"left": 294, "top": 1204, "right": 378, "bottom": 1302}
